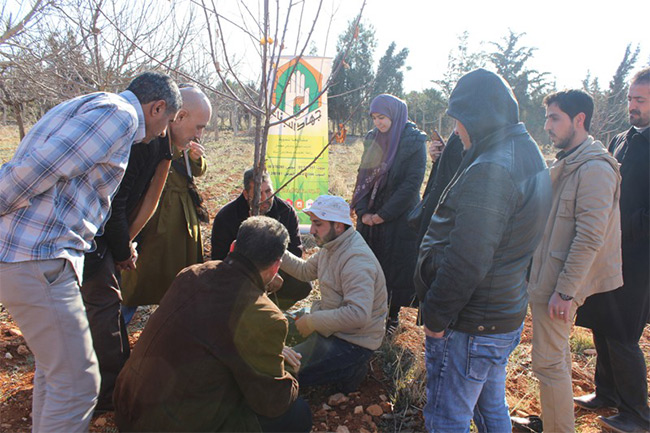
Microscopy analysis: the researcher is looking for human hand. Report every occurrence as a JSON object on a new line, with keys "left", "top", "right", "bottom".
{"left": 116, "top": 241, "right": 138, "bottom": 271}
{"left": 188, "top": 141, "right": 205, "bottom": 161}
{"left": 361, "top": 213, "right": 374, "bottom": 226}
{"left": 282, "top": 346, "right": 302, "bottom": 372}
{"left": 428, "top": 140, "right": 445, "bottom": 163}
{"left": 548, "top": 292, "right": 572, "bottom": 323}
{"left": 424, "top": 325, "right": 444, "bottom": 339}
{"left": 266, "top": 273, "right": 284, "bottom": 294}
{"left": 371, "top": 214, "right": 384, "bottom": 225}
{"left": 295, "top": 314, "right": 314, "bottom": 338}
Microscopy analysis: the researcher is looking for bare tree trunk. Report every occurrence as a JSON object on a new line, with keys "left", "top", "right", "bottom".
{"left": 233, "top": 105, "right": 239, "bottom": 135}
{"left": 13, "top": 103, "right": 25, "bottom": 140}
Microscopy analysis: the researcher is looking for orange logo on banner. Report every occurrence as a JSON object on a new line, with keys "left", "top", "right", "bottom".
{"left": 295, "top": 199, "right": 305, "bottom": 210}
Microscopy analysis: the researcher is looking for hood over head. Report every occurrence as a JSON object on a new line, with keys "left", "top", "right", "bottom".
{"left": 447, "top": 69, "right": 520, "bottom": 145}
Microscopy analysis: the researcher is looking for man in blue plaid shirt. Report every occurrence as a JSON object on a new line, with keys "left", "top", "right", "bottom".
{"left": 0, "top": 71, "right": 181, "bottom": 432}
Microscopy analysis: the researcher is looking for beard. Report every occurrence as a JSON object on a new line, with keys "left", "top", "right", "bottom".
{"left": 551, "top": 127, "right": 576, "bottom": 150}
{"left": 314, "top": 224, "right": 337, "bottom": 247}
{"left": 630, "top": 109, "right": 650, "bottom": 128}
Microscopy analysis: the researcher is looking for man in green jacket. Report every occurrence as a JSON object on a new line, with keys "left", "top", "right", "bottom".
{"left": 113, "top": 217, "right": 312, "bottom": 432}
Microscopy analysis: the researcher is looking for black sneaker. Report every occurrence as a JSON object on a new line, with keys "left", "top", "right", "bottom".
{"left": 511, "top": 415, "right": 543, "bottom": 433}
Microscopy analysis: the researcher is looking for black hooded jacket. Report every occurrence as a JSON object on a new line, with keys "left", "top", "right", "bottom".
{"left": 415, "top": 69, "right": 552, "bottom": 334}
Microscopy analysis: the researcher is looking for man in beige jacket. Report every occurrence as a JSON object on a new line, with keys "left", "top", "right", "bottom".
{"left": 525, "top": 90, "right": 622, "bottom": 432}
{"left": 280, "top": 195, "right": 388, "bottom": 393}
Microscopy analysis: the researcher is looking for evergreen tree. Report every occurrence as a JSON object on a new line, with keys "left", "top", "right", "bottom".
{"left": 328, "top": 20, "right": 377, "bottom": 135}
{"left": 372, "top": 42, "right": 409, "bottom": 99}
{"left": 488, "top": 30, "right": 552, "bottom": 144}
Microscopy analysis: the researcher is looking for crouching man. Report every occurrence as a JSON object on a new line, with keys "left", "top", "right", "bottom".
{"left": 113, "top": 217, "right": 312, "bottom": 432}
{"left": 281, "top": 195, "right": 388, "bottom": 393}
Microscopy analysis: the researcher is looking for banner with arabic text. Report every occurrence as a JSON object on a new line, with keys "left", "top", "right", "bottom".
{"left": 267, "top": 56, "right": 331, "bottom": 224}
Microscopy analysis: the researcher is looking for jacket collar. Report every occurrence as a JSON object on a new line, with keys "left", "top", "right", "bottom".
{"left": 552, "top": 136, "right": 619, "bottom": 177}
{"left": 224, "top": 251, "right": 266, "bottom": 291}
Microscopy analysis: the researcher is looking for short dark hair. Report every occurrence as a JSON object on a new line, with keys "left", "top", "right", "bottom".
{"left": 243, "top": 167, "right": 272, "bottom": 191}
{"left": 234, "top": 216, "right": 288, "bottom": 269}
{"left": 126, "top": 71, "right": 182, "bottom": 114}
{"left": 631, "top": 67, "right": 650, "bottom": 86}
{"left": 543, "top": 89, "right": 594, "bottom": 132}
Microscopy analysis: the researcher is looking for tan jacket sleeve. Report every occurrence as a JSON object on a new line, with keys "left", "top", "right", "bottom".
{"left": 280, "top": 249, "right": 319, "bottom": 282}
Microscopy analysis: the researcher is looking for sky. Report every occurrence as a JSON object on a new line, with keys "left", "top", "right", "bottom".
{"left": 5, "top": 0, "right": 648, "bottom": 94}
{"left": 294, "top": 0, "right": 649, "bottom": 93}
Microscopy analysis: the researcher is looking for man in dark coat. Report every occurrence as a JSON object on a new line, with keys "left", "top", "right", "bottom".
{"left": 113, "top": 217, "right": 312, "bottom": 432}
{"left": 211, "top": 168, "right": 311, "bottom": 310}
{"left": 575, "top": 67, "right": 650, "bottom": 433}
{"left": 414, "top": 69, "right": 552, "bottom": 432}
{"left": 414, "top": 132, "right": 464, "bottom": 245}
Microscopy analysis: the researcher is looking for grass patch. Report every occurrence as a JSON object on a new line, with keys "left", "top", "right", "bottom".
{"left": 570, "top": 327, "right": 595, "bottom": 354}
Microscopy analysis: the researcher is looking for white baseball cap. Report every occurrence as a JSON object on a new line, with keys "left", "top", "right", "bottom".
{"left": 303, "top": 195, "right": 353, "bottom": 226}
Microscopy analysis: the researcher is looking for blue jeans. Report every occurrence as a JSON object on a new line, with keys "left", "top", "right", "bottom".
{"left": 424, "top": 323, "right": 523, "bottom": 433}
{"left": 293, "top": 333, "right": 372, "bottom": 393}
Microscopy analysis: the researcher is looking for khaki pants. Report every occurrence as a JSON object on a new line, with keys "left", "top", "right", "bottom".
{"left": 531, "top": 301, "right": 578, "bottom": 433}
{"left": 0, "top": 259, "right": 100, "bottom": 432}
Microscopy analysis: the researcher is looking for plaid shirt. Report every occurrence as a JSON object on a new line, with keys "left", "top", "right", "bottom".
{"left": 0, "top": 90, "right": 145, "bottom": 282}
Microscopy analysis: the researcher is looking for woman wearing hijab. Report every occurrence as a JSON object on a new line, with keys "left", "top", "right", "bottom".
{"left": 352, "top": 94, "right": 427, "bottom": 333}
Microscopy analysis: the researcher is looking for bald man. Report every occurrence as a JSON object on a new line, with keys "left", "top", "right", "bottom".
{"left": 120, "top": 86, "right": 213, "bottom": 315}
{"left": 81, "top": 85, "right": 212, "bottom": 413}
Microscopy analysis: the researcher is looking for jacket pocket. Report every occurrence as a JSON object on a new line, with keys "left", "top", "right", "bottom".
{"left": 550, "top": 250, "right": 568, "bottom": 262}
{"left": 558, "top": 190, "right": 576, "bottom": 218}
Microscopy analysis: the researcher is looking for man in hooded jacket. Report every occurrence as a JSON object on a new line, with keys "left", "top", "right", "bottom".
{"left": 414, "top": 68, "right": 552, "bottom": 432}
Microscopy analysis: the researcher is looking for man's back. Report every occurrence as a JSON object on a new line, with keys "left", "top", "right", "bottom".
{"left": 114, "top": 254, "right": 298, "bottom": 432}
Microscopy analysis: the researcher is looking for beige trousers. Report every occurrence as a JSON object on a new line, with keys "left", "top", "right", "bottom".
{"left": 530, "top": 301, "right": 579, "bottom": 433}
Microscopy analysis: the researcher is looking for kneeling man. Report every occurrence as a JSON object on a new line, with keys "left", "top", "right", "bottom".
{"left": 281, "top": 195, "right": 387, "bottom": 393}
{"left": 113, "top": 217, "right": 311, "bottom": 432}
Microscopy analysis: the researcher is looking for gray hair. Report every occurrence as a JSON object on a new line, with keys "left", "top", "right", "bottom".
{"left": 243, "top": 167, "right": 272, "bottom": 191}
{"left": 126, "top": 71, "right": 182, "bottom": 114}
{"left": 234, "top": 216, "right": 289, "bottom": 269}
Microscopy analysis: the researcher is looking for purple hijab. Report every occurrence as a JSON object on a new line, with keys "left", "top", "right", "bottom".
{"left": 351, "top": 94, "right": 408, "bottom": 208}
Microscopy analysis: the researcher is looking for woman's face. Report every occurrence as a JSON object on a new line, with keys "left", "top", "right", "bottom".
{"left": 371, "top": 113, "right": 392, "bottom": 133}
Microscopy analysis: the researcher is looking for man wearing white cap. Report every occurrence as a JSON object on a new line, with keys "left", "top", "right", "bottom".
{"left": 280, "top": 195, "right": 388, "bottom": 393}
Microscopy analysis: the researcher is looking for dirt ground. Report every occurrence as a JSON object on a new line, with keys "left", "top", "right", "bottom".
{"left": 2, "top": 300, "right": 649, "bottom": 432}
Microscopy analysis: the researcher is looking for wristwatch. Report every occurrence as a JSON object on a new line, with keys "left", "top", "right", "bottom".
{"left": 557, "top": 292, "right": 574, "bottom": 301}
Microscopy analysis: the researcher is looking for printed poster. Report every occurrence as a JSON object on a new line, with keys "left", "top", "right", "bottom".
{"left": 267, "top": 56, "right": 332, "bottom": 224}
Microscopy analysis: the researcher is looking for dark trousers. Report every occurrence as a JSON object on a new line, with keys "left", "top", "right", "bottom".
{"left": 80, "top": 251, "right": 130, "bottom": 409}
{"left": 293, "top": 333, "right": 373, "bottom": 393}
{"left": 593, "top": 331, "right": 650, "bottom": 428}
{"left": 257, "top": 396, "right": 312, "bottom": 432}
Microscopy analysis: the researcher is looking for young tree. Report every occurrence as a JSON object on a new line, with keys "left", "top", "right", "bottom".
{"left": 195, "top": 0, "right": 366, "bottom": 213}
